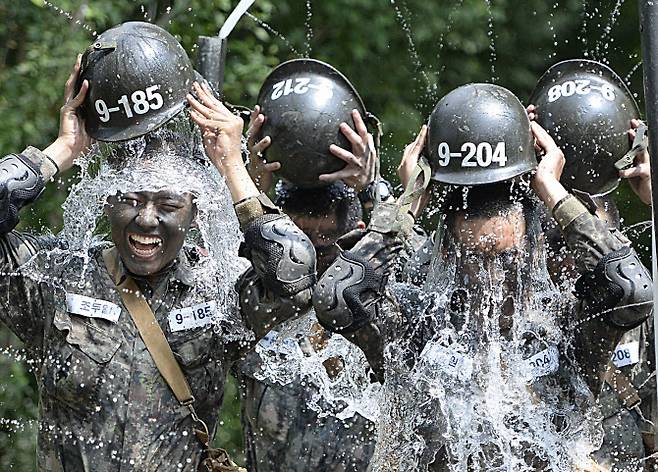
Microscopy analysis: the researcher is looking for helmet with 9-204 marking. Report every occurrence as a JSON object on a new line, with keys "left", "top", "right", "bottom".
{"left": 427, "top": 83, "right": 536, "bottom": 186}
{"left": 529, "top": 59, "right": 640, "bottom": 196}
{"left": 77, "top": 21, "right": 197, "bottom": 142}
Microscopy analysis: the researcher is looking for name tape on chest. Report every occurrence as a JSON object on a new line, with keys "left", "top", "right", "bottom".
{"left": 421, "top": 343, "right": 474, "bottom": 381}
{"left": 168, "top": 301, "right": 217, "bottom": 332}
{"left": 256, "top": 330, "right": 304, "bottom": 358}
{"left": 526, "top": 346, "right": 560, "bottom": 380}
{"left": 612, "top": 341, "right": 640, "bottom": 368}
{"left": 66, "top": 293, "right": 122, "bottom": 323}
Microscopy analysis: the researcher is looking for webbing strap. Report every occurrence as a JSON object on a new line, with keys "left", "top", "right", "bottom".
{"left": 368, "top": 156, "right": 432, "bottom": 235}
{"left": 102, "top": 248, "right": 195, "bottom": 405}
{"left": 615, "top": 122, "right": 648, "bottom": 170}
{"left": 604, "top": 366, "right": 642, "bottom": 410}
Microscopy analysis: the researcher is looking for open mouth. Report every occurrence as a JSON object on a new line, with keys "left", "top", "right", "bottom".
{"left": 127, "top": 232, "right": 163, "bottom": 258}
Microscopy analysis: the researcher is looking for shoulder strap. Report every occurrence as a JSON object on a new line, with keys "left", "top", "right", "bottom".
{"left": 604, "top": 365, "right": 642, "bottom": 411}
{"left": 102, "top": 248, "right": 196, "bottom": 405}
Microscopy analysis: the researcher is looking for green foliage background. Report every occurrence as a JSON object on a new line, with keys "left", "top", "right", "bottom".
{"left": 0, "top": 0, "right": 652, "bottom": 469}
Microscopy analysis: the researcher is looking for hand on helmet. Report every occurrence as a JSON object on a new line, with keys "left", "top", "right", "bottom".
{"left": 43, "top": 54, "right": 93, "bottom": 174}
{"left": 246, "top": 105, "right": 279, "bottom": 192}
{"left": 526, "top": 104, "right": 537, "bottom": 122}
{"left": 188, "top": 82, "right": 244, "bottom": 175}
{"left": 620, "top": 119, "right": 652, "bottom": 206}
{"left": 399, "top": 124, "right": 430, "bottom": 217}
{"left": 530, "top": 121, "right": 569, "bottom": 210}
{"left": 319, "top": 109, "right": 377, "bottom": 192}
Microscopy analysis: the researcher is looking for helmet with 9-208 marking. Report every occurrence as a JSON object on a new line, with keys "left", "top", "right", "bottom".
{"left": 529, "top": 59, "right": 640, "bottom": 196}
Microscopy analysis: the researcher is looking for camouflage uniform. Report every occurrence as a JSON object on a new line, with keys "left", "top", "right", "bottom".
{"left": 0, "top": 147, "right": 316, "bottom": 472}
{"left": 313, "top": 196, "right": 653, "bottom": 471}
{"left": 236, "top": 227, "right": 425, "bottom": 472}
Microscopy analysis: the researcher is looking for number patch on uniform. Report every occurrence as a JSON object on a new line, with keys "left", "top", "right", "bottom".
{"left": 546, "top": 80, "right": 615, "bottom": 103}
{"left": 526, "top": 346, "right": 560, "bottom": 379}
{"left": 420, "top": 342, "right": 474, "bottom": 381}
{"left": 66, "top": 293, "right": 122, "bottom": 323}
{"left": 95, "top": 84, "right": 164, "bottom": 123}
{"left": 168, "top": 301, "right": 217, "bottom": 332}
{"left": 436, "top": 142, "right": 507, "bottom": 168}
{"left": 611, "top": 341, "right": 640, "bottom": 368}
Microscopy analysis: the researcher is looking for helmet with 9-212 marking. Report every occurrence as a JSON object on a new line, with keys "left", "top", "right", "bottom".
{"left": 529, "top": 59, "right": 640, "bottom": 196}
{"left": 77, "top": 21, "right": 197, "bottom": 142}
{"left": 256, "top": 59, "right": 377, "bottom": 188}
{"left": 427, "top": 83, "right": 536, "bottom": 186}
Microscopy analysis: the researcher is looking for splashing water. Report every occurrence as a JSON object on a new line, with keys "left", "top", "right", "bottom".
{"left": 368, "top": 197, "right": 603, "bottom": 471}
{"left": 483, "top": 0, "right": 498, "bottom": 83}
{"left": 42, "top": 1, "right": 96, "bottom": 36}
{"left": 304, "top": 0, "right": 313, "bottom": 57}
{"left": 252, "top": 311, "right": 382, "bottom": 422}
{"left": 246, "top": 12, "right": 302, "bottom": 56}
{"left": 21, "top": 113, "right": 250, "bottom": 342}
{"left": 389, "top": 0, "right": 437, "bottom": 104}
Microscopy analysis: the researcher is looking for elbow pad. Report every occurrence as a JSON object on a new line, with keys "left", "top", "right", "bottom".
{"left": 575, "top": 246, "right": 652, "bottom": 329}
{"left": 313, "top": 250, "right": 384, "bottom": 335}
{"left": 0, "top": 154, "right": 45, "bottom": 234}
{"left": 241, "top": 213, "right": 316, "bottom": 296}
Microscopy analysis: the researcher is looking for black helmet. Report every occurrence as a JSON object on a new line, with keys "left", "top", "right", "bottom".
{"left": 78, "top": 21, "right": 196, "bottom": 142}
{"left": 529, "top": 59, "right": 640, "bottom": 195}
{"left": 427, "top": 83, "right": 535, "bottom": 186}
{"left": 257, "top": 59, "right": 372, "bottom": 188}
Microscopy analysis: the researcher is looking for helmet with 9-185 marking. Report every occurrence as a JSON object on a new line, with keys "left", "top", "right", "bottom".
{"left": 427, "top": 83, "right": 536, "bottom": 186}
{"left": 77, "top": 21, "right": 197, "bottom": 142}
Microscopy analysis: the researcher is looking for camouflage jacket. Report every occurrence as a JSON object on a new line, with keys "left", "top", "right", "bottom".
{"left": 0, "top": 147, "right": 315, "bottom": 472}
{"left": 235, "top": 227, "right": 426, "bottom": 472}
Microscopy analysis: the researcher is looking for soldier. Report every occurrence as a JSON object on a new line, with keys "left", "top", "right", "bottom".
{"left": 313, "top": 83, "right": 653, "bottom": 470}
{"left": 529, "top": 60, "right": 655, "bottom": 471}
{"left": 0, "top": 25, "right": 315, "bottom": 472}
{"left": 235, "top": 59, "right": 396, "bottom": 471}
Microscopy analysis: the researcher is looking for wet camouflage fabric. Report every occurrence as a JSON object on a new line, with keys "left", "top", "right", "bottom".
{"left": 237, "top": 324, "right": 377, "bottom": 472}
{"left": 318, "top": 209, "right": 651, "bottom": 470}
{"left": 0, "top": 229, "right": 311, "bottom": 471}
{"left": 235, "top": 227, "right": 425, "bottom": 472}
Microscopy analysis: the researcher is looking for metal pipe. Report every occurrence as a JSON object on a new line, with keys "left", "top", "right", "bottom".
{"left": 638, "top": 0, "right": 658, "bottom": 436}
{"left": 196, "top": 36, "right": 227, "bottom": 96}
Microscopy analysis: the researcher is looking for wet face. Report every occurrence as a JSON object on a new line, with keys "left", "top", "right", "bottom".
{"left": 105, "top": 190, "right": 196, "bottom": 278}
{"left": 450, "top": 211, "right": 526, "bottom": 256}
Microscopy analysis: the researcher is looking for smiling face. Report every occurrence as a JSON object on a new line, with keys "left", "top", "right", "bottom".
{"left": 105, "top": 189, "right": 196, "bottom": 278}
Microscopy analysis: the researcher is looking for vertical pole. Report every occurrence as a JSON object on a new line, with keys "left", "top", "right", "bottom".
{"left": 196, "top": 36, "right": 228, "bottom": 97}
{"left": 638, "top": 0, "right": 658, "bottom": 438}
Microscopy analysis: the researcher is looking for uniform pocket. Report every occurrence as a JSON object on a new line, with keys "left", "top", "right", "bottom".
{"left": 170, "top": 327, "right": 214, "bottom": 369}
{"left": 42, "top": 310, "right": 122, "bottom": 411}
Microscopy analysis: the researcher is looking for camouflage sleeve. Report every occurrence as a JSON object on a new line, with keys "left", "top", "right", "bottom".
{"left": 0, "top": 231, "right": 57, "bottom": 351}
{"left": 553, "top": 194, "right": 652, "bottom": 394}
{"left": 235, "top": 210, "right": 316, "bottom": 339}
{"left": 0, "top": 148, "right": 58, "bottom": 350}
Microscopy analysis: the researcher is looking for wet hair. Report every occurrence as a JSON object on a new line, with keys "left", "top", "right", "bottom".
{"left": 274, "top": 180, "right": 363, "bottom": 231}
{"left": 443, "top": 182, "right": 532, "bottom": 223}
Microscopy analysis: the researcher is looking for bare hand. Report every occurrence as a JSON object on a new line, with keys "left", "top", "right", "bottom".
{"left": 187, "top": 82, "right": 244, "bottom": 175}
{"left": 319, "top": 109, "right": 377, "bottom": 191}
{"left": 530, "top": 121, "right": 569, "bottom": 210}
{"left": 526, "top": 104, "right": 537, "bottom": 122}
{"left": 44, "top": 54, "right": 93, "bottom": 173}
{"left": 620, "top": 119, "right": 652, "bottom": 206}
{"left": 398, "top": 124, "right": 427, "bottom": 187}
{"left": 399, "top": 125, "right": 430, "bottom": 217}
{"left": 246, "top": 105, "right": 279, "bottom": 191}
